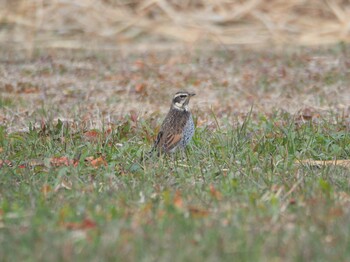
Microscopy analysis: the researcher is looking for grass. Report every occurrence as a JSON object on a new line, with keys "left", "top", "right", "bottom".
{"left": 0, "top": 45, "right": 350, "bottom": 261}
{"left": 1, "top": 109, "right": 350, "bottom": 261}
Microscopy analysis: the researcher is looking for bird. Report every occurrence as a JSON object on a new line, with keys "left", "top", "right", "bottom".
{"left": 150, "top": 91, "right": 196, "bottom": 155}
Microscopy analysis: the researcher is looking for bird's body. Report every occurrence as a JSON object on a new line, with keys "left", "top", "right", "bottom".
{"left": 151, "top": 91, "right": 195, "bottom": 155}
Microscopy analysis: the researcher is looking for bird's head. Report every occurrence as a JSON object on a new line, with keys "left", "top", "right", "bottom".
{"left": 171, "top": 91, "right": 196, "bottom": 111}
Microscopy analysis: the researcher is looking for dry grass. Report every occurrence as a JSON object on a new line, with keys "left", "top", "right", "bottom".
{"left": 1, "top": 0, "right": 350, "bottom": 50}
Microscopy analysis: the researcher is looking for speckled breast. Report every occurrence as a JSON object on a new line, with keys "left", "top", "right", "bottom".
{"left": 180, "top": 114, "right": 195, "bottom": 148}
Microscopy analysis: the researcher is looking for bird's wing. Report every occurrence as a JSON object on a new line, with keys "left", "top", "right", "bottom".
{"left": 152, "top": 130, "right": 182, "bottom": 153}
{"left": 162, "top": 132, "right": 182, "bottom": 152}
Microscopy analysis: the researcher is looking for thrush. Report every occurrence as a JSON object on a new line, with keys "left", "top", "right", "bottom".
{"left": 150, "top": 91, "right": 196, "bottom": 155}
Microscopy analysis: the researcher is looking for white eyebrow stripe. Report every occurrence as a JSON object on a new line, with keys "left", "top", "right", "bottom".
{"left": 174, "top": 93, "right": 188, "bottom": 98}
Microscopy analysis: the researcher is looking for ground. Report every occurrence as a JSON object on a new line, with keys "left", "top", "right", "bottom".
{"left": 0, "top": 44, "right": 350, "bottom": 261}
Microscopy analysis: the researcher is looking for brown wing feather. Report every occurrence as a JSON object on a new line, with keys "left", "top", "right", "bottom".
{"left": 151, "top": 130, "right": 182, "bottom": 153}
{"left": 163, "top": 133, "right": 182, "bottom": 152}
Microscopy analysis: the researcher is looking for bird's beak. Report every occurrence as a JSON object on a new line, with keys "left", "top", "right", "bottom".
{"left": 189, "top": 93, "right": 196, "bottom": 97}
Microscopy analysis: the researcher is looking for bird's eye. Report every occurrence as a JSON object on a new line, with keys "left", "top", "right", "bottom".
{"left": 180, "top": 95, "right": 187, "bottom": 98}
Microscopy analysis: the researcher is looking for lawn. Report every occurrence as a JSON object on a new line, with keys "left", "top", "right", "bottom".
{"left": 0, "top": 45, "right": 350, "bottom": 261}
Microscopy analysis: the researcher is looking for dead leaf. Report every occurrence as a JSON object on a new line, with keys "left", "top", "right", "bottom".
{"left": 133, "top": 60, "right": 145, "bottom": 69}
{"left": 72, "top": 158, "right": 79, "bottom": 167}
{"left": 130, "top": 110, "right": 138, "bottom": 123}
{"left": 17, "top": 82, "right": 39, "bottom": 94}
{"left": 0, "top": 147, "right": 3, "bottom": 153}
{"left": 86, "top": 156, "right": 107, "bottom": 168}
{"left": 85, "top": 156, "right": 94, "bottom": 162}
{"left": 40, "top": 119, "right": 47, "bottom": 134}
{"left": 173, "top": 191, "right": 183, "bottom": 210}
{"left": 336, "top": 192, "right": 350, "bottom": 203}
{"left": 289, "top": 198, "right": 296, "bottom": 205}
{"left": 50, "top": 157, "right": 78, "bottom": 167}
{"left": 192, "top": 79, "right": 201, "bottom": 86}
{"left": 84, "top": 130, "right": 99, "bottom": 138}
{"left": 295, "top": 108, "right": 320, "bottom": 125}
{"left": 222, "top": 168, "right": 229, "bottom": 177}
{"left": 54, "top": 179, "right": 72, "bottom": 192}
{"left": 0, "top": 115, "right": 5, "bottom": 123}
{"left": 41, "top": 184, "right": 52, "bottom": 197}
{"left": 90, "top": 156, "right": 107, "bottom": 168}
{"left": 188, "top": 206, "right": 210, "bottom": 218}
{"left": 62, "top": 218, "right": 97, "bottom": 230}
{"left": 329, "top": 207, "right": 344, "bottom": 218}
{"left": 103, "top": 74, "right": 124, "bottom": 81}
{"left": 135, "top": 83, "right": 146, "bottom": 93}
{"left": 221, "top": 80, "right": 229, "bottom": 87}
{"left": 84, "top": 130, "right": 100, "bottom": 142}
{"left": 4, "top": 83, "right": 14, "bottom": 93}
{"left": 0, "top": 159, "right": 13, "bottom": 168}
{"left": 279, "top": 66, "right": 287, "bottom": 78}
{"left": 271, "top": 184, "right": 285, "bottom": 194}
{"left": 196, "top": 117, "right": 207, "bottom": 127}
{"left": 104, "top": 128, "right": 112, "bottom": 136}
{"left": 301, "top": 108, "right": 313, "bottom": 121}
{"left": 50, "top": 157, "right": 70, "bottom": 167}
{"left": 27, "top": 159, "right": 45, "bottom": 167}
{"left": 209, "top": 184, "right": 222, "bottom": 200}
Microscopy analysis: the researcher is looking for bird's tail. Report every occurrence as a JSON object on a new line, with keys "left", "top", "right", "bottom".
{"left": 140, "top": 147, "right": 156, "bottom": 162}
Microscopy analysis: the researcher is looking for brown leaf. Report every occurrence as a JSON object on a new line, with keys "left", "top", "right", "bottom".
{"left": 279, "top": 66, "right": 287, "bottom": 78}
{"left": 221, "top": 80, "right": 229, "bottom": 87}
{"left": 90, "top": 157, "right": 107, "bottom": 168}
{"left": 329, "top": 207, "right": 344, "bottom": 218}
{"left": 40, "top": 119, "right": 47, "bottom": 134}
{"left": 4, "top": 83, "right": 14, "bottom": 93}
{"left": 41, "top": 184, "right": 52, "bottom": 197}
{"left": 103, "top": 74, "right": 123, "bottom": 81}
{"left": 17, "top": 82, "right": 39, "bottom": 94}
{"left": 86, "top": 156, "right": 107, "bottom": 168}
{"left": 50, "top": 157, "right": 78, "bottom": 167}
{"left": 84, "top": 156, "right": 94, "bottom": 162}
{"left": 192, "top": 79, "right": 201, "bottom": 86}
{"left": 188, "top": 206, "right": 210, "bottom": 218}
{"left": 336, "top": 192, "right": 350, "bottom": 203}
{"left": 84, "top": 130, "right": 100, "bottom": 141}
{"left": 62, "top": 218, "right": 97, "bottom": 230}
{"left": 196, "top": 117, "right": 207, "bottom": 127}
{"left": 28, "top": 159, "right": 45, "bottom": 167}
{"left": 271, "top": 184, "right": 284, "bottom": 193}
{"left": 173, "top": 191, "right": 183, "bottom": 210}
{"left": 296, "top": 107, "right": 318, "bottom": 122}
{"left": 130, "top": 110, "right": 138, "bottom": 123}
{"left": 209, "top": 184, "right": 222, "bottom": 200}
{"left": 0, "top": 159, "right": 13, "bottom": 168}
{"left": 72, "top": 158, "right": 79, "bottom": 167}
{"left": 135, "top": 83, "right": 146, "bottom": 93}
{"left": 133, "top": 60, "right": 145, "bottom": 69}
{"left": 301, "top": 108, "right": 313, "bottom": 121}
{"left": 50, "top": 157, "right": 70, "bottom": 167}
{"left": 104, "top": 128, "right": 112, "bottom": 136}
{"left": 54, "top": 179, "right": 73, "bottom": 192}
{"left": 289, "top": 198, "right": 297, "bottom": 205}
